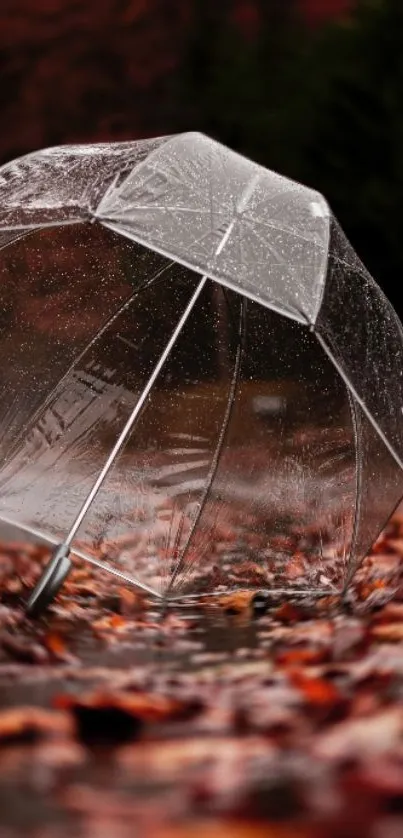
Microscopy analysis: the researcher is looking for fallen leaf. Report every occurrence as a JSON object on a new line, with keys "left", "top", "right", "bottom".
{"left": 118, "top": 586, "right": 147, "bottom": 615}
{"left": 288, "top": 670, "right": 342, "bottom": 707}
{"left": 1, "top": 632, "right": 50, "bottom": 664}
{"left": 92, "top": 613, "right": 129, "bottom": 633}
{"left": 43, "top": 631, "right": 78, "bottom": 663}
{"left": 370, "top": 623, "right": 403, "bottom": 642}
{"left": 274, "top": 603, "right": 305, "bottom": 624}
{"left": 54, "top": 690, "right": 204, "bottom": 746}
{"left": 0, "top": 707, "right": 72, "bottom": 745}
{"left": 373, "top": 602, "right": 403, "bottom": 623}
{"left": 276, "top": 648, "right": 328, "bottom": 666}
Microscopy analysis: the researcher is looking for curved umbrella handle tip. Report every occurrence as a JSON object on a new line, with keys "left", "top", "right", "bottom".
{"left": 26, "top": 543, "right": 72, "bottom": 618}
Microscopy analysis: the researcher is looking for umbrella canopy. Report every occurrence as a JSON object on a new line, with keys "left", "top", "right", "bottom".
{"left": 0, "top": 132, "right": 402, "bottom": 611}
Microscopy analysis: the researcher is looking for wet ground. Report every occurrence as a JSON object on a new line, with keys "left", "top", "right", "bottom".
{"left": 1, "top": 517, "right": 403, "bottom": 837}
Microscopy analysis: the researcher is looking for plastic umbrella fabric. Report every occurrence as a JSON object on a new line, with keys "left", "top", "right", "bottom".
{"left": 0, "top": 132, "right": 402, "bottom": 612}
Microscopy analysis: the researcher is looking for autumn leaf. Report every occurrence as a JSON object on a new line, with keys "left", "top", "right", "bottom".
{"left": 0, "top": 707, "right": 72, "bottom": 745}
{"left": 54, "top": 690, "right": 204, "bottom": 746}
{"left": 288, "top": 670, "right": 342, "bottom": 707}
{"left": 370, "top": 623, "right": 403, "bottom": 643}
{"left": 43, "top": 631, "right": 78, "bottom": 663}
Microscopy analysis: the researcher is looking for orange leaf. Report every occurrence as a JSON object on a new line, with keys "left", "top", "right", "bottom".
{"left": 277, "top": 647, "right": 328, "bottom": 666}
{"left": 54, "top": 690, "right": 202, "bottom": 724}
{"left": 44, "top": 632, "right": 72, "bottom": 661}
{"left": 0, "top": 707, "right": 72, "bottom": 743}
{"left": 370, "top": 623, "right": 403, "bottom": 642}
{"left": 289, "top": 671, "right": 341, "bottom": 706}
{"left": 92, "top": 614, "right": 128, "bottom": 633}
{"left": 274, "top": 602, "right": 302, "bottom": 623}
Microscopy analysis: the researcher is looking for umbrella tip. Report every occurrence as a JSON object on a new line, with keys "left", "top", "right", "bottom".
{"left": 26, "top": 543, "right": 72, "bottom": 618}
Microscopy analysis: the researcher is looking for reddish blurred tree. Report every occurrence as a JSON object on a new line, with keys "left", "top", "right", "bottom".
{"left": 0, "top": 0, "right": 352, "bottom": 165}
{"left": 301, "top": 0, "right": 352, "bottom": 24}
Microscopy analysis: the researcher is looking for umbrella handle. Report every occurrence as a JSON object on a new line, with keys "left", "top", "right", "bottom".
{"left": 26, "top": 543, "right": 72, "bottom": 617}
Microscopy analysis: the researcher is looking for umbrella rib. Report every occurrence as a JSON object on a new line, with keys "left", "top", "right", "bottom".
{"left": 166, "top": 588, "right": 334, "bottom": 603}
{"left": 165, "top": 291, "right": 245, "bottom": 597}
{"left": 0, "top": 512, "right": 60, "bottom": 546}
{"left": 0, "top": 260, "right": 176, "bottom": 476}
{"left": 63, "top": 273, "right": 209, "bottom": 547}
{"left": 315, "top": 331, "right": 403, "bottom": 472}
{"left": 0, "top": 512, "right": 160, "bottom": 598}
{"left": 24, "top": 273, "right": 208, "bottom": 614}
{"left": 70, "top": 551, "right": 161, "bottom": 598}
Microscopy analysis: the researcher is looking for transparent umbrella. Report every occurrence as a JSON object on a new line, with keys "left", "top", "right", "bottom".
{"left": 0, "top": 132, "right": 402, "bottom": 616}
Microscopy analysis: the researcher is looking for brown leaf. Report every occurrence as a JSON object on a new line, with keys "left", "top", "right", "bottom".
{"left": 0, "top": 707, "right": 72, "bottom": 745}
{"left": 43, "top": 631, "right": 78, "bottom": 663}
{"left": 118, "top": 586, "right": 147, "bottom": 615}
{"left": 276, "top": 648, "right": 328, "bottom": 666}
{"left": 285, "top": 552, "right": 306, "bottom": 580}
{"left": 373, "top": 602, "right": 403, "bottom": 623}
{"left": 370, "top": 623, "right": 403, "bottom": 642}
{"left": 54, "top": 690, "right": 204, "bottom": 746}
{"left": 274, "top": 603, "right": 304, "bottom": 624}
{"left": 358, "top": 579, "right": 387, "bottom": 601}
{"left": 1, "top": 632, "right": 50, "bottom": 664}
{"left": 232, "top": 562, "right": 270, "bottom": 584}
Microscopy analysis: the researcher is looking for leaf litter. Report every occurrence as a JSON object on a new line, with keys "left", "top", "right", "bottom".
{"left": 2, "top": 513, "right": 403, "bottom": 835}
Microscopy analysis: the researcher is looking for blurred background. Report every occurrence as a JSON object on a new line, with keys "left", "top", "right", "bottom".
{"left": 0, "top": 0, "right": 401, "bottom": 317}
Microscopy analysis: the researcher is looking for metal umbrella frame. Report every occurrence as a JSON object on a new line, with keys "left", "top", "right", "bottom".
{"left": 0, "top": 132, "right": 402, "bottom": 615}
